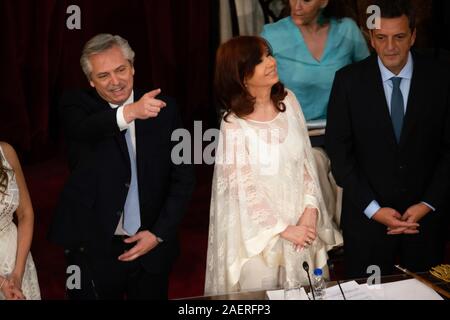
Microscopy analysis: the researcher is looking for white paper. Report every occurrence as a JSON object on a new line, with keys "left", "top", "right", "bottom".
{"left": 363, "top": 279, "right": 444, "bottom": 300}
{"left": 318, "top": 281, "right": 373, "bottom": 300}
{"left": 268, "top": 278, "right": 445, "bottom": 300}
{"left": 323, "top": 279, "right": 444, "bottom": 300}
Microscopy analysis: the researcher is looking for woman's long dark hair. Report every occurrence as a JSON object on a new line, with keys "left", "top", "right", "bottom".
{"left": 214, "top": 36, "right": 287, "bottom": 121}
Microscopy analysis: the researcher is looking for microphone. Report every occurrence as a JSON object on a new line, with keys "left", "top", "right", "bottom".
{"left": 302, "top": 261, "right": 316, "bottom": 300}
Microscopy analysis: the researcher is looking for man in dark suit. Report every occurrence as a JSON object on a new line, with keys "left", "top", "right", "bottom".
{"left": 49, "top": 34, "right": 195, "bottom": 299}
{"left": 325, "top": 0, "right": 450, "bottom": 278}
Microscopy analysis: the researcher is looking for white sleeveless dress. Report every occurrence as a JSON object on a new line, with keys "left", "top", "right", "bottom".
{"left": 0, "top": 146, "right": 41, "bottom": 300}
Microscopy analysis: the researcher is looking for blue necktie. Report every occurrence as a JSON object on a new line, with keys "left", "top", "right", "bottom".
{"left": 123, "top": 128, "right": 141, "bottom": 235}
{"left": 390, "top": 77, "right": 405, "bottom": 143}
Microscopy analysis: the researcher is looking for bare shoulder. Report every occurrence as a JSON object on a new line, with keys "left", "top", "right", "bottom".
{"left": 0, "top": 141, "right": 15, "bottom": 157}
{"left": 0, "top": 142, "right": 20, "bottom": 169}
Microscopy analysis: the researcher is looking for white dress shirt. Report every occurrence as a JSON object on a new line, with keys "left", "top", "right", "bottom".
{"left": 378, "top": 52, "right": 413, "bottom": 115}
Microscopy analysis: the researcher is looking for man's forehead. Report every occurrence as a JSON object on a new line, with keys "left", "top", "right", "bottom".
{"left": 92, "top": 62, "right": 129, "bottom": 74}
{"left": 374, "top": 16, "right": 411, "bottom": 34}
{"left": 90, "top": 49, "right": 129, "bottom": 73}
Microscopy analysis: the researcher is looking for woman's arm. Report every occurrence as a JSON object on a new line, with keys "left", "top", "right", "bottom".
{"left": 1, "top": 143, "right": 34, "bottom": 292}
{"left": 297, "top": 162, "right": 319, "bottom": 230}
{"left": 294, "top": 164, "right": 320, "bottom": 251}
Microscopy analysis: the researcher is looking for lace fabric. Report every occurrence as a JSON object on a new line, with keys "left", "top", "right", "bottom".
{"left": 205, "top": 90, "right": 343, "bottom": 295}
{"left": 0, "top": 146, "right": 41, "bottom": 300}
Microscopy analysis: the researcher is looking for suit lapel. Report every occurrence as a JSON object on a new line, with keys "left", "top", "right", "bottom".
{"left": 95, "top": 89, "right": 129, "bottom": 167}
{"left": 110, "top": 90, "right": 149, "bottom": 174}
{"left": 366, "top": 57, "right": 398, "bottom": 146}
{"left": 135, "top": 120, "right": 145, "bottom": 182}
{"left": 116, "top": 130, "right": 131, "bottom": 168}
{"left": 133, "top": 91, "right": 147, "bottom": 181}
{"left": 400, "top": 57, "right": 423, "bottom": 146}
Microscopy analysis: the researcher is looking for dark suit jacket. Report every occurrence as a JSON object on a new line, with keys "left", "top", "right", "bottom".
{"left": 49, "top": 89, "right": 195, "bottom": 273}
{"left": 325, "top": 53, "right": 450, "bottom": 232}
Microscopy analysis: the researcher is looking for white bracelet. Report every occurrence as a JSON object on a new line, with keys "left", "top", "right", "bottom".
{"left": 0, "top": 277, "right": 7, "bottom": 290}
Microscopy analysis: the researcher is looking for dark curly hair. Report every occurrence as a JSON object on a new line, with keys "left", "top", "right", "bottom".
{"left": 214, "top": 36, "right": 287, "bottom": 121}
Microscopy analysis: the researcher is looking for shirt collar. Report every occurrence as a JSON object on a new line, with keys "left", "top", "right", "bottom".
{"left": 109, "top": 90, "right": 134, "bottom": 109}
{"left": 378, "top": 52, "right": 413, "bottom": 83}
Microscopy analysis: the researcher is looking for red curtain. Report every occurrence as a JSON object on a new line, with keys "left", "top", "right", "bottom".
{"left": 0, "top": 0, "right": 213, "bottom": 158}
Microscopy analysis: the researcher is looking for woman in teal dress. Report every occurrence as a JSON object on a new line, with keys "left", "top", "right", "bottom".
{"left": 261, "top": 0, "right": 370, "bottom": 121}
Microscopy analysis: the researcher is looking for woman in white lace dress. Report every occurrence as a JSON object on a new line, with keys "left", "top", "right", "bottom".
{"left": 204, "top": 36, "right": 342, "bottom": 295}
{"left": 0, "top": 142, "right": 41, "bottom": 300}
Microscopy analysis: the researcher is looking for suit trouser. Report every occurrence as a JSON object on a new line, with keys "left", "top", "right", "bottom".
{"left": 342, "top": 211, "right": 445, "bottom": 279}
{"left": 64, "top": 237, "right": 169, "bottom": 300}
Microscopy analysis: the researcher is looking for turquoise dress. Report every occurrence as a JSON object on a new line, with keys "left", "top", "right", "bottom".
{"left": 261, "top": 17, "right": 370, "bottom": 121}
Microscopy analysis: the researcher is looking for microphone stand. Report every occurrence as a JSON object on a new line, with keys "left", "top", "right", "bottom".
{"left": 336, "top": 280, "right": 346, "bottom": 300}
{"left": 302, "top": 261, "right": 316, "bottom": 300}
{"left": 329, "top": 257, "right": 345, "bottom": 300}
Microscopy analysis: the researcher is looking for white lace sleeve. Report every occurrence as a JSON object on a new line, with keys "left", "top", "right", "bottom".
{"left": 303, "top": 157, "right": 320, "bottom": 211}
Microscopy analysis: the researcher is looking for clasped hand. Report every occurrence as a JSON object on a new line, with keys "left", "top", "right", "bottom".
{"left": 281, "top": 208, "right": 318, "bottom": 252}
{"left": 372, "top": 203, "right": 431, "bottom": 235}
